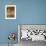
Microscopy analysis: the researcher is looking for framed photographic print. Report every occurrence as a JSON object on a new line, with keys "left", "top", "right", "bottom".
{"left": 5, "top": 5, "right": 16, "bottom": 19}
{"left": 18, "top": 24, "right": 46, "bottom": 42}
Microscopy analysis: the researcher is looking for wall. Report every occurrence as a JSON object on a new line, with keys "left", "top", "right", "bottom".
{"left": 0, "top": 0, "right": 46, "bottom": 44}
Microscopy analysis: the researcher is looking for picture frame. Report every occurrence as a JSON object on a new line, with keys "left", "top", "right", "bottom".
{"left": 5, "top": 5, "right": 16, "bottom": 19}
{"left": 18, "top": 24, "right": 46, "bottom": 42}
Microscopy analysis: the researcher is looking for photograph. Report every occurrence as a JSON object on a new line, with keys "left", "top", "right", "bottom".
{"left": 5, "top": 5, "right": 16, "bottom": 19}
{"left": 18, "top": 24, "right": 46, "bottom": 46}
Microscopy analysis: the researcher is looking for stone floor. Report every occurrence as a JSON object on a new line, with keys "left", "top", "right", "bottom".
{"left": 0, "top": 40, "right": 46, "bottom": 46}
{"left": 0, "top": 44, "right": 18, "bottom": 46}
{"left": 19, "top": 39, "right": 46, "bottom": 46}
